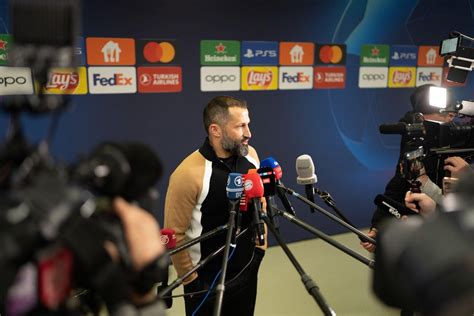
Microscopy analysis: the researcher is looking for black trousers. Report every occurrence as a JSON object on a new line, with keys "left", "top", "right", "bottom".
{"left": 183, "top": 248, "right": 264, "bottom": 316}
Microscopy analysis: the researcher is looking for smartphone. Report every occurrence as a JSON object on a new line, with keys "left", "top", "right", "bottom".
{"left": 443, "top": 177, "right": 459, "bottom": 194}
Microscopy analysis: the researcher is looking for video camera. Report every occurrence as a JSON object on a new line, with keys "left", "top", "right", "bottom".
{"left": 379, "top": 85, "right": 474, "bottom": 183}
{"left": 440, "top": 31, "right": 474, "bottom": 84}
{"left": 0, "top": 0, "right": 167, "bottom": 315}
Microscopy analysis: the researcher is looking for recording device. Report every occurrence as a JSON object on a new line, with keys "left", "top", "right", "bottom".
{"left": 373, "top": 210, "right": 474, "bottom": 314}
{"left": 260, "top": 157, "right": 296, "bottom": 216}
{"left": 257, "top": 166, "right": 280, "bottom": 230}
{"left": 243, "top": 173, "right": 265, "bottom": 246}
{"left": 440, "top": 32, "right": 474, "bottom": 83}
{"left": 226, "top": 173, "right": 244, "bottom": 244}
{"left": 373, "top": 194, "right": 415, "bottom": 219}
{"left": 295, "top": 154, "right": 318, "bottom": 213}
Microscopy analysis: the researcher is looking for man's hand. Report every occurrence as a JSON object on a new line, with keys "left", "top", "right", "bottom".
{"left": 404, "top": 191, "right": 436, "bottom": 218}
{"left": 360, "top": 228, "right": 377, "bottom": 253}
{"left": 112, "top": 197, "right": 165, "bottom": 271}
{"left": 444, "top": 156, "right": 469, "bottom": 178}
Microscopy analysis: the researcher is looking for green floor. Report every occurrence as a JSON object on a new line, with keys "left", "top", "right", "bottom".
{"left": 166, "top": 231, "right": 400, "bottom": 316}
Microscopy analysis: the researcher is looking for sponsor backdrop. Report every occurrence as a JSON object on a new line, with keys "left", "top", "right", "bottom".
{"left": 0, "top": 0, "right": 473, "bottom": 243}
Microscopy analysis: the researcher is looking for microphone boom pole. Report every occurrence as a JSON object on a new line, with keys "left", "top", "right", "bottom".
{"left": 278, "top": 184, "right": 376, "bottom": 245}
{"left": 272, "top": 206, "right": 375, "bottom": 268}
{"left": 260, "top": 213, "right": 336, "bottom": 316}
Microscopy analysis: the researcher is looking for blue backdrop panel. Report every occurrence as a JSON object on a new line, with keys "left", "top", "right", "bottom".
{"left": 1, "top": 0, "right": 473, "bottom": 243}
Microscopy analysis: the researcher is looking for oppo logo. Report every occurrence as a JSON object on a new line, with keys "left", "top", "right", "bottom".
{"left": 205, "top": 74, "right": 236, "bottom": 83}
{"left": 0, "top": 76, "right": 27, "bottom": 86}
{"left": 362, "top": 73, "right": 385, "bottom": 80}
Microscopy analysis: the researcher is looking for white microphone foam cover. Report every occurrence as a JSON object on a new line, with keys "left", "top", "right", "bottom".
{"left": 296, "top": 154, "right": 317, "bottom": 185}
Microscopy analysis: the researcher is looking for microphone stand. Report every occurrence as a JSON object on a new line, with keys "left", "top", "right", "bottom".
{"left": 271, "top": 206, "right": 374, "bottom": 268}
{"left": 213, "top": 204, "right": 238, "bottom": 316}
{"left": 260, "top": 213, "right": 336, "bottom": 316}
{"left": 278, "top": 184, "right": 376, "bottom": 245}
{"left": 276, "top": 180, "right": 296, "bottom": 216}
{"left": 168, "top": 224, "right": 228, "bottom": 256}
{"left": 158, "top": 228, "right": 248, "bottom": 297}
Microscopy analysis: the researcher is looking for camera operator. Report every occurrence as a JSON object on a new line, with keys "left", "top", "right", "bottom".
{"left": 361, "top": 84, "right": 458, "bottom": 254}
{"left": 373, "top": 170, "right": 474, "bottom": 316}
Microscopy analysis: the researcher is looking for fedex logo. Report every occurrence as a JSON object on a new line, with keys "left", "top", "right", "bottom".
{"left": 416, "top": 67, "right": 442, "bottom": 87}
{"left": 279, "top": 66, "right": 313, "bottom": 90}
{"left": 282, "top": 72, "right": 310, "bottom": 83}
{"left": 93, "top": 73, "right": 133, "bottom": 86}
{"left": 88, "top": 67, "right": 136, "bottom": 94}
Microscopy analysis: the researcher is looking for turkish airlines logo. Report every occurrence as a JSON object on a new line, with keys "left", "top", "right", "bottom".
{"left": 0, "top": 66, "right": 34, "bottom": 95}
{"left": 88, "top": 67, "right": 136, "bottom": 94}
{"left": 200, "top": 67, "right": 240, "bottom": 92}
{"left": 358, "top": 67, "right": 388, "bottom": 88}
{"left": 137, "top": 67, "right": 182, "bottom": 93}
{"left": 279, "top": 67, "right": 313, "bottom": 90}
{"left": 314, "top": 66, "right": 345, "bottom": 89}
{"left": 86, "top": 37, "right": 136, "bottom": 65}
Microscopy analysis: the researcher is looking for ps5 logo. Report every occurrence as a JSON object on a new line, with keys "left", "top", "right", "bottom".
{"left": 243, "top": 49, "right": 277, "bottom": 58}
{"left": 391, "top": 52, "right": 416, "bottom": 60}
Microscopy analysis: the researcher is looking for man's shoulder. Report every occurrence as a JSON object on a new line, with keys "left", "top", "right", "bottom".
{"left": 171, "top": 150, "right": 206, "bottom": 179}
{"left": 245, "top": 145, "right": 260, "bottom": 167}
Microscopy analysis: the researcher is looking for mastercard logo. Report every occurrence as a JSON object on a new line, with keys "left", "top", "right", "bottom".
{"left": 143, "top": 41, "right": 176, "bottom": 63}
{"left": 318, "top": 45, "right": 345, "bottom": 64}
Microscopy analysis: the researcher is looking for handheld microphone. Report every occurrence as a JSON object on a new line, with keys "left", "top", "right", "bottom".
{"left": 258, "top": 166, "right": 279, "bottom": 230}
{"left": 38, "top": 247, "right": 74, "bottom": 310}
{"left": 158, "top": 228, "right": 176, "bottom": 309}
{"left": 296, "top": 155, "right": 318, "bottom": 213}
{"left": 261, "top": 157, "right": 296, "bottom": 216}
{"left": 374, "top": 194, "right": 416, "bottom": 219}
{"left": 160, "top": 228, "right": 177, "bottom": 250}
{"left": 243, "top": 173, "right": 265, "bottom": 246}
{"left": 227, "top": 173, "right": 244, "bottom": 245}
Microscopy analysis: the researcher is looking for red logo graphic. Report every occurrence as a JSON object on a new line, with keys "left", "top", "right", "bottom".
{"left": 314, "top": 66, "right": 345, "bottom": 89}
{"left": 392, "top": 70, "right": 412, "bottom": 84}
{"left": 137, "top": 67, "right": 182, "bottom": 93}
{"left": 143, "top": 41, "right": 176, "bottom": 63}
{"left": 247, "top": 70, "right": 273, "bottom": 87}
{"left": 46, "top": 72, "right": 79, "bottom": 90}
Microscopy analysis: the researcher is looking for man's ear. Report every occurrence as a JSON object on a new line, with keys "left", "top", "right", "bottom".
{"left": 209, "top": 123, "right": 221, "bottom": 138}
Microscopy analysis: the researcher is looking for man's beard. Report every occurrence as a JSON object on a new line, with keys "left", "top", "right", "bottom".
{"left": 221, "top": 133, "right": 249, "bottom": 156}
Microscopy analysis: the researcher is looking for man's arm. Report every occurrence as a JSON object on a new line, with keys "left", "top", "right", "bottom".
{"left": 164, "top": 154, "right": 204, "bottom": 284}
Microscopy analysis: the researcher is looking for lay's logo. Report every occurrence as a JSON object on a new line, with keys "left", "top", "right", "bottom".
{"left": 241, "top": 66, "right": 278, "bottom": 91}
{"left": 44, "top": 67, "right": 88, "bottom": 94}
{"left": 388, "top": 67, "right": 416, "bottom": 88}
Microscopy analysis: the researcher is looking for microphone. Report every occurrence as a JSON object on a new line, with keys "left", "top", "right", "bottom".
{"left": 37, "top": 247, "right": 74, "bottom": 310}
{"left": 243, "top": 173, "right": 265, "bottom": 246}
{"left": 261, "top": 157, "right": 296, "bottom": 216}
{"left": 226, "top": 173, "right": 244, "bottom": 245}
{"left": 374, "top": 194, "right": 415, "bottom": 219}
{"left": 158, "top": 228, "right": 176, "bottom": 309}
{"left": 160, "top": 228, "right": 177, "bottom": 250}
{"left": 296, "top": 155, "right": 318, "bottom": 213}
{"left": 257, "top": 166, "right": 279, "bottom": 230}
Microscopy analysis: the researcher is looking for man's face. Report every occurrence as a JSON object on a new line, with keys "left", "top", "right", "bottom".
{"left": 220, "top": 106, "right": 251, "bottom": 156}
